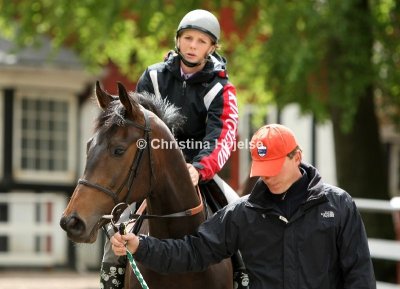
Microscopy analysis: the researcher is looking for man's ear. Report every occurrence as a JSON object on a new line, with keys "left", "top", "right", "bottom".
{"left": 295, "top": 151, "right": 302, "bottom": 164}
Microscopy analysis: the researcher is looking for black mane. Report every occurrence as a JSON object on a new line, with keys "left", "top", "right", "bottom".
{"left": 95, "top": 91, "right": 185, "bottom": 134}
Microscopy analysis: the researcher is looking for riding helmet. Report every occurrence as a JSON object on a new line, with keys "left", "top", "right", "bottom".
{"left": 176, "top": 9, "right": 220, "bottom": 43}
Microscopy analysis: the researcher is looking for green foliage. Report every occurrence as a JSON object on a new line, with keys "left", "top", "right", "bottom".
{"left": 0, "top": 0, "right": 398, "bottom": 129}
{"left": 372, "top": 0, "right": 400, "bottom": 125}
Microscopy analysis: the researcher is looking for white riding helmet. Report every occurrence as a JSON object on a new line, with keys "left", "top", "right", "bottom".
{"left": 176, "top": 9, "right": 220, "bottom": 43}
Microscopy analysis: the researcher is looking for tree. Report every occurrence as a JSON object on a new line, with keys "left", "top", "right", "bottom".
{"left": 1, "top": 0, "right": 399, "bottom": 281}
{"left": 231, "top": 0, "right": 398, "bottom": 281}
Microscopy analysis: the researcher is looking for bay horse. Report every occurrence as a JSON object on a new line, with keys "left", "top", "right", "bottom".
{"left": 60, "top": 82, "right": 232, "bottom": 289}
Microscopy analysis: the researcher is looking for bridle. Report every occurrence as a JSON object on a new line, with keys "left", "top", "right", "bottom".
{"left": 78, "top": 109, "right": 152, "bottom": 206}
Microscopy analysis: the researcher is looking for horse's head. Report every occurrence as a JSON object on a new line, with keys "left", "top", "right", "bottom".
{"left": 60, "top": 82, "right": 160, "bottom": 243}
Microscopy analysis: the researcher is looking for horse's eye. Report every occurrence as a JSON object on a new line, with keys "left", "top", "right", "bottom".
{"left": 113, "top": 147, "right": 126, "bottom": 156}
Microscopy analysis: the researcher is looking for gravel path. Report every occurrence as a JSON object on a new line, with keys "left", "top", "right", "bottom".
{"left": 0, "top": 270, "right": 98, "bottom": 289}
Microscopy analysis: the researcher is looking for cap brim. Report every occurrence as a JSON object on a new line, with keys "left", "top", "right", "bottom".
{"left": 250, "top": 157, "right": 286, "bottom": 177}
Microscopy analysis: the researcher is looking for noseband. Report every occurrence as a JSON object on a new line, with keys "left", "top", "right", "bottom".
{"left": 78, "top": 109, "right": 152, "bottom": 205}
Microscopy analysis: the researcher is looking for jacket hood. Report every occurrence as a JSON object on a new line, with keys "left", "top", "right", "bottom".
{"left": 209, "top": 52, "right": 227, "bottom": 71}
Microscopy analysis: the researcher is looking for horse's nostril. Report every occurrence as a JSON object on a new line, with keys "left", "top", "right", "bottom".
{"left": 60, "top": 215, "right": 86, "bottom": 237}
{"left": 60, "top": 216, "right": 67, "bottom": 230}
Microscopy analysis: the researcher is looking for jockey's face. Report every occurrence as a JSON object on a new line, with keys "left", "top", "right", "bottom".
{"left": 177, "top": 29, "right": 215, "bottom": 68}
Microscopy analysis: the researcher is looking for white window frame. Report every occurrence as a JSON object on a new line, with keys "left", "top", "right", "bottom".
{"left": 0, "top": 192, "right": 68, "bottom": 266}
{"left": 12, "top": 88, "right": 77, "bottom": 183}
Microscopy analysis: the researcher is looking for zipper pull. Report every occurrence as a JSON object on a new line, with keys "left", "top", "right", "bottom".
{"left": 279, "top": 216, "right": 289, "bottom": 224}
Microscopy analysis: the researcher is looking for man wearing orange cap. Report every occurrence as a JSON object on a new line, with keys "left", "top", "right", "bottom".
{"left": 111, "top": 124, "right": 376, "bottom": 289}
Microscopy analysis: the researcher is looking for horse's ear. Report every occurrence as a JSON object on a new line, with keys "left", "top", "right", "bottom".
{"left": 95, "top": 81, "right": 114, "bottom": 110}
{"left": 117, "top": 82, "right": 141, "bottom": 119}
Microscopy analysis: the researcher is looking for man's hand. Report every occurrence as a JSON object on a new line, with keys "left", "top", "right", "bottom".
{"left": 187, "top": 163, "right": 200, "bottom": 186}
{"left": 111, "top": 232, "right": 140, "bottom": 255}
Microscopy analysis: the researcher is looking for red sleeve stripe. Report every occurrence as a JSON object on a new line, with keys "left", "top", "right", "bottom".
{"left": 198, "top": 84, "right": 238, "bottom": 180}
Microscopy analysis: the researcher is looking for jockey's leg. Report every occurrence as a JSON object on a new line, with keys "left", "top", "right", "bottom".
{"left": 212, "top": 174, "right": 240, "bottom": 204}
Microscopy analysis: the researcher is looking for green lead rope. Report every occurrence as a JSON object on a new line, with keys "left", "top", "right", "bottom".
{"left": 126, "top": 249, "right": 149, "bottom": 289}
{"left": 119, "top": 222, "right": 149, "bottom": 289}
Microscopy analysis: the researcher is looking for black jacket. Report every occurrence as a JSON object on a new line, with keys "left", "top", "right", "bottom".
{"left": 136, "top": 52, "right": 238, "bottom": 181}
{"left": 134, "top": 163, "right": 376, "bottom": 289}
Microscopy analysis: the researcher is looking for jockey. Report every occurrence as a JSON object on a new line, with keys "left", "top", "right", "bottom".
{"left": 137, "top": 9, "right": 238, "bottom": 191}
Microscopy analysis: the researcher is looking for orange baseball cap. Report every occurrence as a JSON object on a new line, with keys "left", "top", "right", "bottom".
{"left": 250, "top": 124, "right": 298, "bottom": 177}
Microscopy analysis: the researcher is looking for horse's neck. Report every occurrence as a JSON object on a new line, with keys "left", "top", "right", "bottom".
{"left": 146, "top": 153, "right": 205, "bottom": 239}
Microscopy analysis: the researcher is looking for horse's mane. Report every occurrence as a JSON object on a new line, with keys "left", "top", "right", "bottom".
{"left": 95, "top": 91, "right": 185, "bottom": 135}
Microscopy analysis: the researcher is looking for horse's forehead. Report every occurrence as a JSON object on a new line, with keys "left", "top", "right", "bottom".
{"left": 95, "top": 122, "right": 146, "bottom": 146}
{"left": 94, "top": 123, "right": 114, "bottom": 138}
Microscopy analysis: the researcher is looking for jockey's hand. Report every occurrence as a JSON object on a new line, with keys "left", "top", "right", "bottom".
{"left": 111, "top": 232, "right": 140, "bottom": 255}
{"left": 187, "top": 163, "right": 200, "bottom": 186}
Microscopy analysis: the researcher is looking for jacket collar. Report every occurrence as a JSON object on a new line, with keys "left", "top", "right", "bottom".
{"left": 246, "top": 163, "right": 328, "bottom": 210}
{"left": 165, "top": 53, "right": 227, "bottom": 83}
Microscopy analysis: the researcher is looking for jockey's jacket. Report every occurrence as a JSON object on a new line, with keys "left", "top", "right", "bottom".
{"left": 136, "top": 52, "right": 238, "bottom": 181}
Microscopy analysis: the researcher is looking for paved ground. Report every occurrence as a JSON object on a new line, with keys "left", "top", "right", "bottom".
{"left": 0, "top": 270, "right": 98, "bottom": 289}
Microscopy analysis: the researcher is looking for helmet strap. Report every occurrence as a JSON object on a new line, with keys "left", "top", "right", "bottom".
{"left": 175, "top": 47, "right": 202, "bottom": 67}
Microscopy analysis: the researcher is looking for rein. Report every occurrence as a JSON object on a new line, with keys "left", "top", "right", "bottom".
{"left": 77, "top": 109, "right": 152, "bottom": 206}
{"left": 105, "top": 186, "right": 204, "bottom": 236}
{"left": 131, "top": 186, "right": 204, "bottom": 219}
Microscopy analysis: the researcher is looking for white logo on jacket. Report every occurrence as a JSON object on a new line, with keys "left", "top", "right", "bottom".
{"left": 321, "top": 211, "right": 335, "bottom": 218}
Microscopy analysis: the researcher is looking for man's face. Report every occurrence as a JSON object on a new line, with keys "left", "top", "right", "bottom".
{"left": 260, "top": 151, "right": 302, "bottom": 194}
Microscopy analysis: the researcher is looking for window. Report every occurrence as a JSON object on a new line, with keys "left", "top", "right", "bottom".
{"left": 0, "top": 192, "right": 69, "bottom": 265}
{"left": 13, "top": 90, "right": 78, "bottom": 183}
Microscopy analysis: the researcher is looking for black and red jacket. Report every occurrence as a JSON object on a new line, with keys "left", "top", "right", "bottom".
{"left": 136, "top": 52, "right": 238, "bottom": 181}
